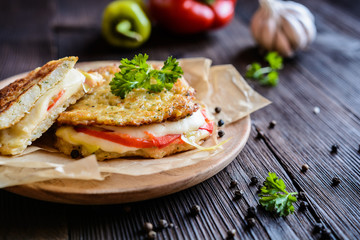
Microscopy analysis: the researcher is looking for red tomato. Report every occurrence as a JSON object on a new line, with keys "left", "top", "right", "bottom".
{"left": 199, "top": 109, "right": 214, "bottom": 133}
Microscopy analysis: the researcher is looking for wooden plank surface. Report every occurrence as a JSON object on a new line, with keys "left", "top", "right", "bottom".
{"left": 0, "top": 0, "right": 360, "bottom": 239}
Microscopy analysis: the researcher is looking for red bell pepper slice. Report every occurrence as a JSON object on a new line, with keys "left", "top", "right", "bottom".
{"left": 199, "top": 109, "right": 214, "bottom": 133}
{"left": 47, "top": 90, "right": 65, "bottom": 111}
{"left": 149, "top": 0, "right": 236, "bottom": 34}
{"left": 75, "top": 127, "right": 182, "bottom": 149}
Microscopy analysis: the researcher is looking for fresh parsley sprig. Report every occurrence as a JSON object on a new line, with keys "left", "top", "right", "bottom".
{"left": 246, "top": 52, "right": 283, "bottom": 86}
{"left": 259, "top": 172, "right": 297, "bottom": 217}
{"left": 110, "top": 54, "right": 183, "bottom": 99}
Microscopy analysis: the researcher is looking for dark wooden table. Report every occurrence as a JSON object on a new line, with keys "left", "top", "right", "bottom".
{"left": 1, "top": 0, "right": 360, "bottom": 239}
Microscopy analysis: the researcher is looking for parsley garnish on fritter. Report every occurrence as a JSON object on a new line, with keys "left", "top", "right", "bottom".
{"left": 110, "top": 54, "right": 183, "bottom": 99}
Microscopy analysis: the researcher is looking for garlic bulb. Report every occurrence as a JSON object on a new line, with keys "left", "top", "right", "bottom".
{"left": 250, "top": 0, "right": 316, "bottom": 57}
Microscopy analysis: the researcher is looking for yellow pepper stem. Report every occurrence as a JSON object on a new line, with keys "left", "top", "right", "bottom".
{"left": 116, "top": 19, "right": 142, "bottom": 42}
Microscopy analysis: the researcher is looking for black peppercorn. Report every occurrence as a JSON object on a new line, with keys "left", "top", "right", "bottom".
{"left": 332, "top": 177, "right": 341, "bottom": 186}
{"left": 301, "top": 164, "right": 309, "bottom": 173}
{"left": 313, "top": 223, "right": 323, "bottom": 234}
{"left": 226, "top": 229, "right": 236, "bottom": 239}
{"left": 330, "top": 144, "right": 338, "bottom": 154}
{"left": 190, "top": 205, "right": 201, "bottom": 216}
{"left": 321, "top": 228, "right": 331, "bottom": 240}
{"left": 215, "top": 107, "right": 222, "bottom": 113}
{"left": 247, "top": 206, "right": 257, "bottom": 217}
{"left": 250, "top": 176, "right": 258, "bottom": 185}
{"left": 143, "top": 222, "right": 153, "bottom": 232}
{"left": 299, "top": 201, "right": 309, "bottom": 211}
{"left": 218, "top": 130, "right": 225, "bottom": 138}
{"left": 268, "top": 120, "right": 277, "bottom": 129}
{"left": 247, "top": 218, "right": 256, "bottom": 227}
{"left": 70, "top": 149, "right": 80, "bottom": 159}
{"left": 158, "top": 219, "right": 168, "bottom": 229}
{"left": 147, "top": 230, "right": 157, "bottom": 239}
{"left": 218, "top": 119, "right": 225, "bottom": 127}
{"left": 256, "top": 130, "right": 264, "bottom": 139}
{"left": 230, "top": 180, "right": 238, "bottom": 188}
{"left": 298, "top": 191, "right": 306, "bottom": 201}
{"left": 233, "top": 190, "right": 244, "bottom": 200}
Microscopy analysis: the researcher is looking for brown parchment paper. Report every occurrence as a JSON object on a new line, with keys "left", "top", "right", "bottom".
{"left": 0, "top": 58, "right": 271, "bottom": 188}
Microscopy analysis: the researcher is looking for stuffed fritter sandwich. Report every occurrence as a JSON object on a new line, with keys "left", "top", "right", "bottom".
{"left": 55, "top": 54, "right": 214, "bottom": 160}
{"left": 0, "top": 57, "right": 104, "bottom": 155}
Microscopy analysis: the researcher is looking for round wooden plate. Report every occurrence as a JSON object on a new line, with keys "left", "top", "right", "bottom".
{"left": 2, "top": 61, "right": 251, "bottom": 205}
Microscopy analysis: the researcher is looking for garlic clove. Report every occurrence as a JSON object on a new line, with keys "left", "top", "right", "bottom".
{"left": 281, "top": 14, "right": 307, "bottom": 49}
{"left": 251, "top": 8, "right": 267, "bottom": 43}
{"left": 295, "top": 15, "right": 317, "bottom": 44}
{"left": 274, "top": 29, "right": 293, "bottom": 57}
{"left": 260, "top": 17, "right": 277, "bottom": 51}
{"left": 282, "top": 1, "right": 315, "bottom": 22}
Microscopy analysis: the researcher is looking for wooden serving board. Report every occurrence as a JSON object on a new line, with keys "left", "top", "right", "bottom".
{"left": 5, "top": 116, "right": 250, "bottom": 204}
{"left": 2, "top": 61, "right": 251, "bottom": 205}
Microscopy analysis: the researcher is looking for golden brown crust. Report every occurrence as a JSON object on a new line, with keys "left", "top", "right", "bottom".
{"left": 57, "top": 65, "right": 199, "bottom": 127}
{"left": 0, "top": 57, "right": 78, "bottom": 129}
{"left": 0, "top": 57, "right": 77, "bottom": 114}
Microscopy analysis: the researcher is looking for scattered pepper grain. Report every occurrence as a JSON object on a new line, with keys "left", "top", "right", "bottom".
{"left": 298, "top": 191, "right": 306, "bottom": 201}
{"left": 147, "top": 230, "right": 157, "bottom": 239}
{"left": 332, "top": 177, "right": 341, "bottom": 186}
{"left": 313, "top": 223, "right": 323, "bottom": 234}
{"left": 247, "top": 206, "right": 257, "bottom": 217}
{"left": 215, "top": 107, "right": 222, "bottom": 113}
{"left": 158, "top": 219, "right": 168, "bottom": 229}
{"left": 301, "top": 164, "right": 309, "bottom": 173}
{"left": 190, "top": 205, "right": 201, "bottom": 216}
{"left": 299, "top": 201, "right": 309, "bottom": 211}
{"left": 218, "top": 119, "right": 225, "bottom": 127}
{"left": 256, "top": 130, "right": 264, "bottom": 139}
{"left": 143, "top": 222, "right": 153, "bottom": 232}
{"left": 218, "top": 130, "right": 225, "bottom": 138}
{"left": 233, "top": 190, "right": 244, "bottom": 200}
{"left": 330, "top": 144, "right": 338, "bottom": 154}
{"left": 250, "top": 176, "right": 259, "bottom": 185}
{"left": 226, "top": 229, "right": 236, "bottom": 239}
{"left": 321, "top": 228, "right": 331, "bottom": 239}
{"left": 230, "top": 180, "right": 238, "bottom": 188}
{"left": 268, "top": 120, "right": 277, "bottom": 129}
{"left": 247, "top": 218, "right": 256, "bottom": 227}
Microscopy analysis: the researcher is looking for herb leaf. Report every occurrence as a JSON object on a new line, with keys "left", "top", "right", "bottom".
{"left": 259, "top": 172, "right": 297, "bottom": 217}
{"left": 246, "top": 52, "right": 283, "bottom": 86}
{"left": 110, "top": 54, "right": 183, "bottom": 99}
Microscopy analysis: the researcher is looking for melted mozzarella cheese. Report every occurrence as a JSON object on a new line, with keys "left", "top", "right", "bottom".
{"left": 103, "top": 110, "right": 205, "bottom": 138}
{"left": 0, "top": 69, "right": 85, "bottom": 151}
{"left": 56, "top": 110, "right": 207, "bottom": 154}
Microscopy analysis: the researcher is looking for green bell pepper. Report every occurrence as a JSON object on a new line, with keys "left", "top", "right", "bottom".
{"left": 102, "top": 0, "right": 151, "bottom": 48}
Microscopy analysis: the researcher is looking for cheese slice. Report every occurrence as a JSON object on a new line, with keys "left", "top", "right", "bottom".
{"left": 0, "top": 69, "right": 86, "bottom": 154}
{"left": 56, "top": 110, "right": 209, "bottom": 154}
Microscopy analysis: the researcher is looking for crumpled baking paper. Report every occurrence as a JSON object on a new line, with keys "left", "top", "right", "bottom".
{"left": 0, "top": 58, "right": 270, "bottom": 188}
